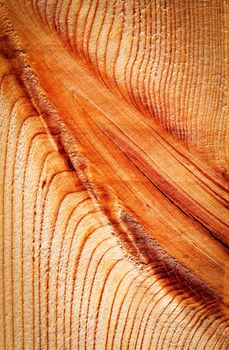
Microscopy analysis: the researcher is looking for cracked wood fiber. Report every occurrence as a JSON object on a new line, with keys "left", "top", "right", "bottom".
{"left": 0, "top": 0, "right": 228, "bottom": 349}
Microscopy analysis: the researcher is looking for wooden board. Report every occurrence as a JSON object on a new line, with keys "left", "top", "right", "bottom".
{"left": 0, "top": 1, "right": 228, "bottom": 349}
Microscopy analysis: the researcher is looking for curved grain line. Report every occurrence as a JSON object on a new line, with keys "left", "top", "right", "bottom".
{"left": 85, "top": 241, "right": 118, "bottom": 349}
{"left": 149, "top": 0, "right": 162, "bottom": 123}
{"left": 59, "top": 0, "right": 72, "bottom": 45}
{"left": 43, "top": 0, "right": 48, "bottom": 27}
{"left": 147, "top": 291, "right": 187, "bottom": 349}
{"left": 72, "top": 0, "right": 84, "bottom": 58}
{"left": 9, "top": 115, "right": 65, "bottom": 349}
{"left": 110, "top": 271, "right": 152, "bottom": 349}
{"left": 54, "top": 193, "right": 89, "bottom": 349}
{"left": 212, "top": 324, "right": 229, "bottom": 350}
{"left": 30, "top": 0, "right": 42, "bottom": 25}
{"left": 193, "top": 0, "right": 202, "bottom": 142}
{"left": 208, "top": 2, "right": 220, "bottom": 148}
{"left": 112, "top": 0, "right": 125, "bottom": 94}
{"left": 65, "top": 0, "right": 75, "bottom": 52}
{"left": 137, "top": 287, "right": 182, "bottom": 350}
{"left": 83, "top": 0, "right": 98, "bottom": 67}
{"left": 183, "top": 305, "right": 222, "bottom": 349}
{"left": 137, "top": 1, "right": 152, "bottom": 116}
{"left": 135, "top": 0, "right": 150, "bottom": 113}
{"left": 216, "top": 1, "right": 227, "bottom": 159}
{"left": 128, "top": 278, "right": 169, "bottom": 350}
{"left": 46, "top": 189, "right": 79, "bottom": 349}
{"left": 184, "top": 1, "right": 195, "bottom": 145}
{"left": 67, "top": 222, "right": 108, "bottom": 348}
{"left": 128, "top": 0, "right": 142, "bottom": 110}
{"left": 204, "top": 318, "right": 228, "bottom": 350}
{"left": 103, "top": 267, "right": 135, "bottom": 350}
{"left": 158, "top": 294, "right": 195, "bottom": 349}
{"left": 145, "top": 1, "right": 157, "bottom": 118}
{"left": 132, "top": 0, "right": 147, "bottom": 110}
{"left": 55, "top": 196, "right": 92, "bottom": 348}
{"left": 121, "top": 274, "right": 170, "bottom": 349}
{"left": 1, "top": 92, "right": 30, "bottom": 350}
{"left": 122, "top": 1, "right": 137, "bottom": 107}
{"left": 60, "top": 199, "right": 95, "bottom": 348}
{"left": 187, "top": 0, "right": 198, "bottom": 147}
{"left": 54, "top": 0, "right": 64, "bottom": 35}
{"left": 14, "top": 113, "right": 43, "bottom": 350}
{"left": 166, "top": 300, "right": 215, "bottom": 349}
{"left": 91, "top": 246, "right": 121, "bottom": 349}
{"left": 38, "top": 168, "right": 73, "bottom": 349}
{"left": 195, "top": 316, "right": 223, "bottom": 350}
{"left": 80, "top": 0, "right": 93, "bottom": 63}
{"left": 34, "top": 0, "right": 45, "bottom": 28}
{"left": 59, "top": 199, "right": 94, "bottom": 349}
{"left": 158, "top": 0, "right": 170, "bottom": 134}
{"left": 73, "top": 235, "right": 113, "bottom": 347}
{"left": 30, "top": 149, "right": 56, "bottom": 350}
{"left": 94, "top": 0, "right": 109, "bottom": 84}
{"left": 162, "top": 0, "right": 175, "bottom": 137}
{"left": 103, "top": 0, "right": 116, "bottom": 87}
{"left": 67, "top": 218, "right": 105, "bottom": 349}
{"left": 179, "top": 1, "right": 190, "bottom": 141}
{"left": 47, "top": 0, "right": 59, "bottom": 31}
{"left": 0, "top": 89, "right": 13, "bottom": 350}
{"left": 199, "top": 1, "right": 213, "bottom": 151}
{"left": 26, "top": 142, "right": 60, "bottom": 350}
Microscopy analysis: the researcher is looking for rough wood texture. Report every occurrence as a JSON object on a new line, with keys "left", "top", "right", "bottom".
{"left": 0, "top": 1, "right": 228, "bottom": 349}
{"left": 30, "top": 0, "right": 228, "bottom": 173}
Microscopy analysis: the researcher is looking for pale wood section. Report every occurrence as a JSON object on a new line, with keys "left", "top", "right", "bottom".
{"left": 0, "top": 1, "right": 229, "bottom": 349}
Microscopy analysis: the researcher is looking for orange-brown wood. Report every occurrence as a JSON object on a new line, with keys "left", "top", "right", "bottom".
{"left": 0, "top": 1, "right": 228, "bottom": 349}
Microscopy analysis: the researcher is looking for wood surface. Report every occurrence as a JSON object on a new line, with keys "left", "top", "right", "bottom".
{"left": 0, "top": 0, "right": 228, "bottom": 349}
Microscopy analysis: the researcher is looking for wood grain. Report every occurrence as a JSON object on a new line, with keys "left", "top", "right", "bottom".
{"left": 29, "top": 0, "right": 228, "bottom": 173}
{"left": 0, "top": 1, "right": 228, "bottom": 349}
